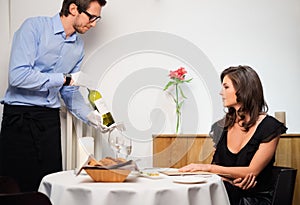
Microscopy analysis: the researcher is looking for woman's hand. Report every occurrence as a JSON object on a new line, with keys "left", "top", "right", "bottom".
{"left": 180, "top": 164, "right": 257, "bottom": 190}
{"left": 178, "top": 163, "right": 212, "bottom": 172}
{"left": 232, "top": 173, "right": 257, "bottom": 190}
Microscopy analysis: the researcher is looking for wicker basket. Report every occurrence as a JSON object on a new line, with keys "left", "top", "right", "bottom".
{"left": 84, "top": 168, "right": 131, "bottom": 182}
{"left": 77, "top": 155, "right": 137, "bottom": 182}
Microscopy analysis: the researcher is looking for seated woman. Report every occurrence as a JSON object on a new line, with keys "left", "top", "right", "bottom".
{"left": 179, "top": 65, "right": 287, "bottom": 205}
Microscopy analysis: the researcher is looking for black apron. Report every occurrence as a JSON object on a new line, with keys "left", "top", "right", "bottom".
{"left": 0, "top": 104, "right": 62, "bottom": 192}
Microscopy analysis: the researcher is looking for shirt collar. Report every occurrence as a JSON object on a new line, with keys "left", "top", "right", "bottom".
{"left": 52, "top": 13, "right": 77, "bottom": 42}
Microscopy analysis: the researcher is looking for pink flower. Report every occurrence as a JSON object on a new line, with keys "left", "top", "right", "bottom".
{"left": 164, "top": 67, "right": 192, "bottom": 134}
{"left": 169, "top": 67, "right": 187, "bottom": 81}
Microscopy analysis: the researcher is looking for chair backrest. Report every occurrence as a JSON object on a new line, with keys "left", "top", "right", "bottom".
{"left": 271, "top": 166, "right": 297, "bottom": 205}
{"left": 0, "top": 192, "right": 52, "bottom": 205}
{"left": 0, "top": 176, "right": 20, "bottom": 194}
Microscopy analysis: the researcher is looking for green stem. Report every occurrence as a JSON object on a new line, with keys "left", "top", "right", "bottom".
{"left": 175, "top": 84, "right": 180, "bottom": 134}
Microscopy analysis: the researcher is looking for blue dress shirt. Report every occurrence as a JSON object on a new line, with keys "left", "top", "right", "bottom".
{"left": 1, "top": 14, "right": 92, "bottom": 123}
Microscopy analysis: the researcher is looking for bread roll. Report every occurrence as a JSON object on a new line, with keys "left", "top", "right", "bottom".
{"left": 88, "top": 157, "right": 127, "bottom": 167}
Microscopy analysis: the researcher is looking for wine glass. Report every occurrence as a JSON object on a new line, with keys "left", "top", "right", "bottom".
{"left": 108, "top": 130, "right": 124, "bottom": 158}
{"left": 121, "top": 137, "right": 132, "bottom": 159}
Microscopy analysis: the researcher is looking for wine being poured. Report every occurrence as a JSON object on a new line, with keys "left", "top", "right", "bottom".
{"left": 87, "top": 88, "right": 115, "bottom": 127}
{"left": 87, "top": 88, "right": 132, "bottom": 158}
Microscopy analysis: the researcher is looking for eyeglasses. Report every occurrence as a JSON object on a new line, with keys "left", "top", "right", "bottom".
{"left": 78, "top": 6, "right": 101, "bottom": 23}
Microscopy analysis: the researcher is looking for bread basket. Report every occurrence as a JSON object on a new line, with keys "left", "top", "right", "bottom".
{"left": 77, "top": 155, "right": 138, "bottom": 182}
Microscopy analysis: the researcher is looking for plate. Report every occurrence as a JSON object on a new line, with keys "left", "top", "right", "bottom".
{"left": 161, "top": 170, "right": 213, "bottom": 176}
{"left": 139, "top": 172, "right": 165, "bottom": 179}
{"left": 173, "top": 176, "right": 207, "bottom": 184}
{"left": 141, "top": 167, "right": 177, "bottom": 173}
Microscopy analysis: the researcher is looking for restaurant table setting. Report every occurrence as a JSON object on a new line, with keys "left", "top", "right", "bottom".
{"left": 38, "top": 156, "right": 230, "bottom": 205}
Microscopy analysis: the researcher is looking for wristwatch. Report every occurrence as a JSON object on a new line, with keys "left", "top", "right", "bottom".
{"left": 63, "top": 73, "right": 72, "bottom": 86}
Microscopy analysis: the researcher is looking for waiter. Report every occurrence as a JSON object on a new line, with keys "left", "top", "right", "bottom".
{"left": 0, "top": 0, "right": 107, "bottom": 191}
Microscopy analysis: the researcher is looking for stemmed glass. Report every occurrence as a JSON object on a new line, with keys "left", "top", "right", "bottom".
{"left": 121, "top": 137, "right": 132, "bottom": 159}
{"left": 108, "top": 129, "right": 124, "bottom": 158}
{"left": 108, "top": 123, "right": 133, "bottom": 159}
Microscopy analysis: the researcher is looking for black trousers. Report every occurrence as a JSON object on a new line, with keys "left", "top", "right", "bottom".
{"left": 0, "top": 104, "right": 62, "bottom": 192}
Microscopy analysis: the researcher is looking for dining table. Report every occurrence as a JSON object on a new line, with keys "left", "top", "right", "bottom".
{"left": 38, "top": 169, "right": 230, "bottom": 205}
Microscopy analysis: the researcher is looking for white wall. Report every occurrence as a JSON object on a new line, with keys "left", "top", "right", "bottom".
{"left": 83, "top": 0, "right": 300, "bottom": 134}
{"left": 1, "top": 0, "right": 299, "bottom": 167}
{"left": 0, "top": 0, "right": 10, "bottom": 122}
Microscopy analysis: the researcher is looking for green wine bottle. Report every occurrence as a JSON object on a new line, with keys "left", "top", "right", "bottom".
{"left": 87, "top": 88, "right": 115, "bottom": 127}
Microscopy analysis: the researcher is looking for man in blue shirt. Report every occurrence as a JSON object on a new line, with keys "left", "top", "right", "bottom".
{"left": 0, "top": 0, "right": 107, "bottom": 191}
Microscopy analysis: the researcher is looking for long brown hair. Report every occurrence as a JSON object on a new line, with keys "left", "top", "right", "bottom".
{"left": 221, "top": 65, "right": 268, "bottom": 131}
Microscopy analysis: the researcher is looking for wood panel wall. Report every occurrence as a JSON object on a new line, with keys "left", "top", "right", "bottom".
{"left": 153, "top": 134, "right": 299, "bottom": 205}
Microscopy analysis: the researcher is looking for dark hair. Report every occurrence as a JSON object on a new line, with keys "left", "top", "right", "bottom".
{"left": 221, "top": 65, "right": 268, "bottom": 131}
{"left": 59, "top": 0, "right": 106, "bottom": 17}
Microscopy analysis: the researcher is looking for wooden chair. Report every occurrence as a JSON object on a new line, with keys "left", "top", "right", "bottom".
{"left": 271, "top": 166, "right": 297, "bottom": 205}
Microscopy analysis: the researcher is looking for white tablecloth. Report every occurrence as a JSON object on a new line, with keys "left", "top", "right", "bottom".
{"left": 39, "top": 170, "right": 230, "bottom": 205}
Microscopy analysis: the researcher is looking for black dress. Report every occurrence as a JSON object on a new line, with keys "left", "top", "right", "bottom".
{"left": 211, "top": 115, "right": 287, "bottom": 205}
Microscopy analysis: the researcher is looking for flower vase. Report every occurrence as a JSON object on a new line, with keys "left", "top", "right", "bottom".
{"left": 175, "top": 111, "right": 182, "bottom": 134}
{"left": 163, "top": 67, "right": 192, "bottom": 134}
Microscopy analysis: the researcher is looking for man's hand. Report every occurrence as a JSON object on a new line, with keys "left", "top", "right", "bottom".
{"left": 87, "top": 110, "right": 112, "bottom": 133}
{"left": 87, "top": 110, "right": 102, "bottom": 128}
{"left": 70, "top": 71, "right": 81, "bottom": 86}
